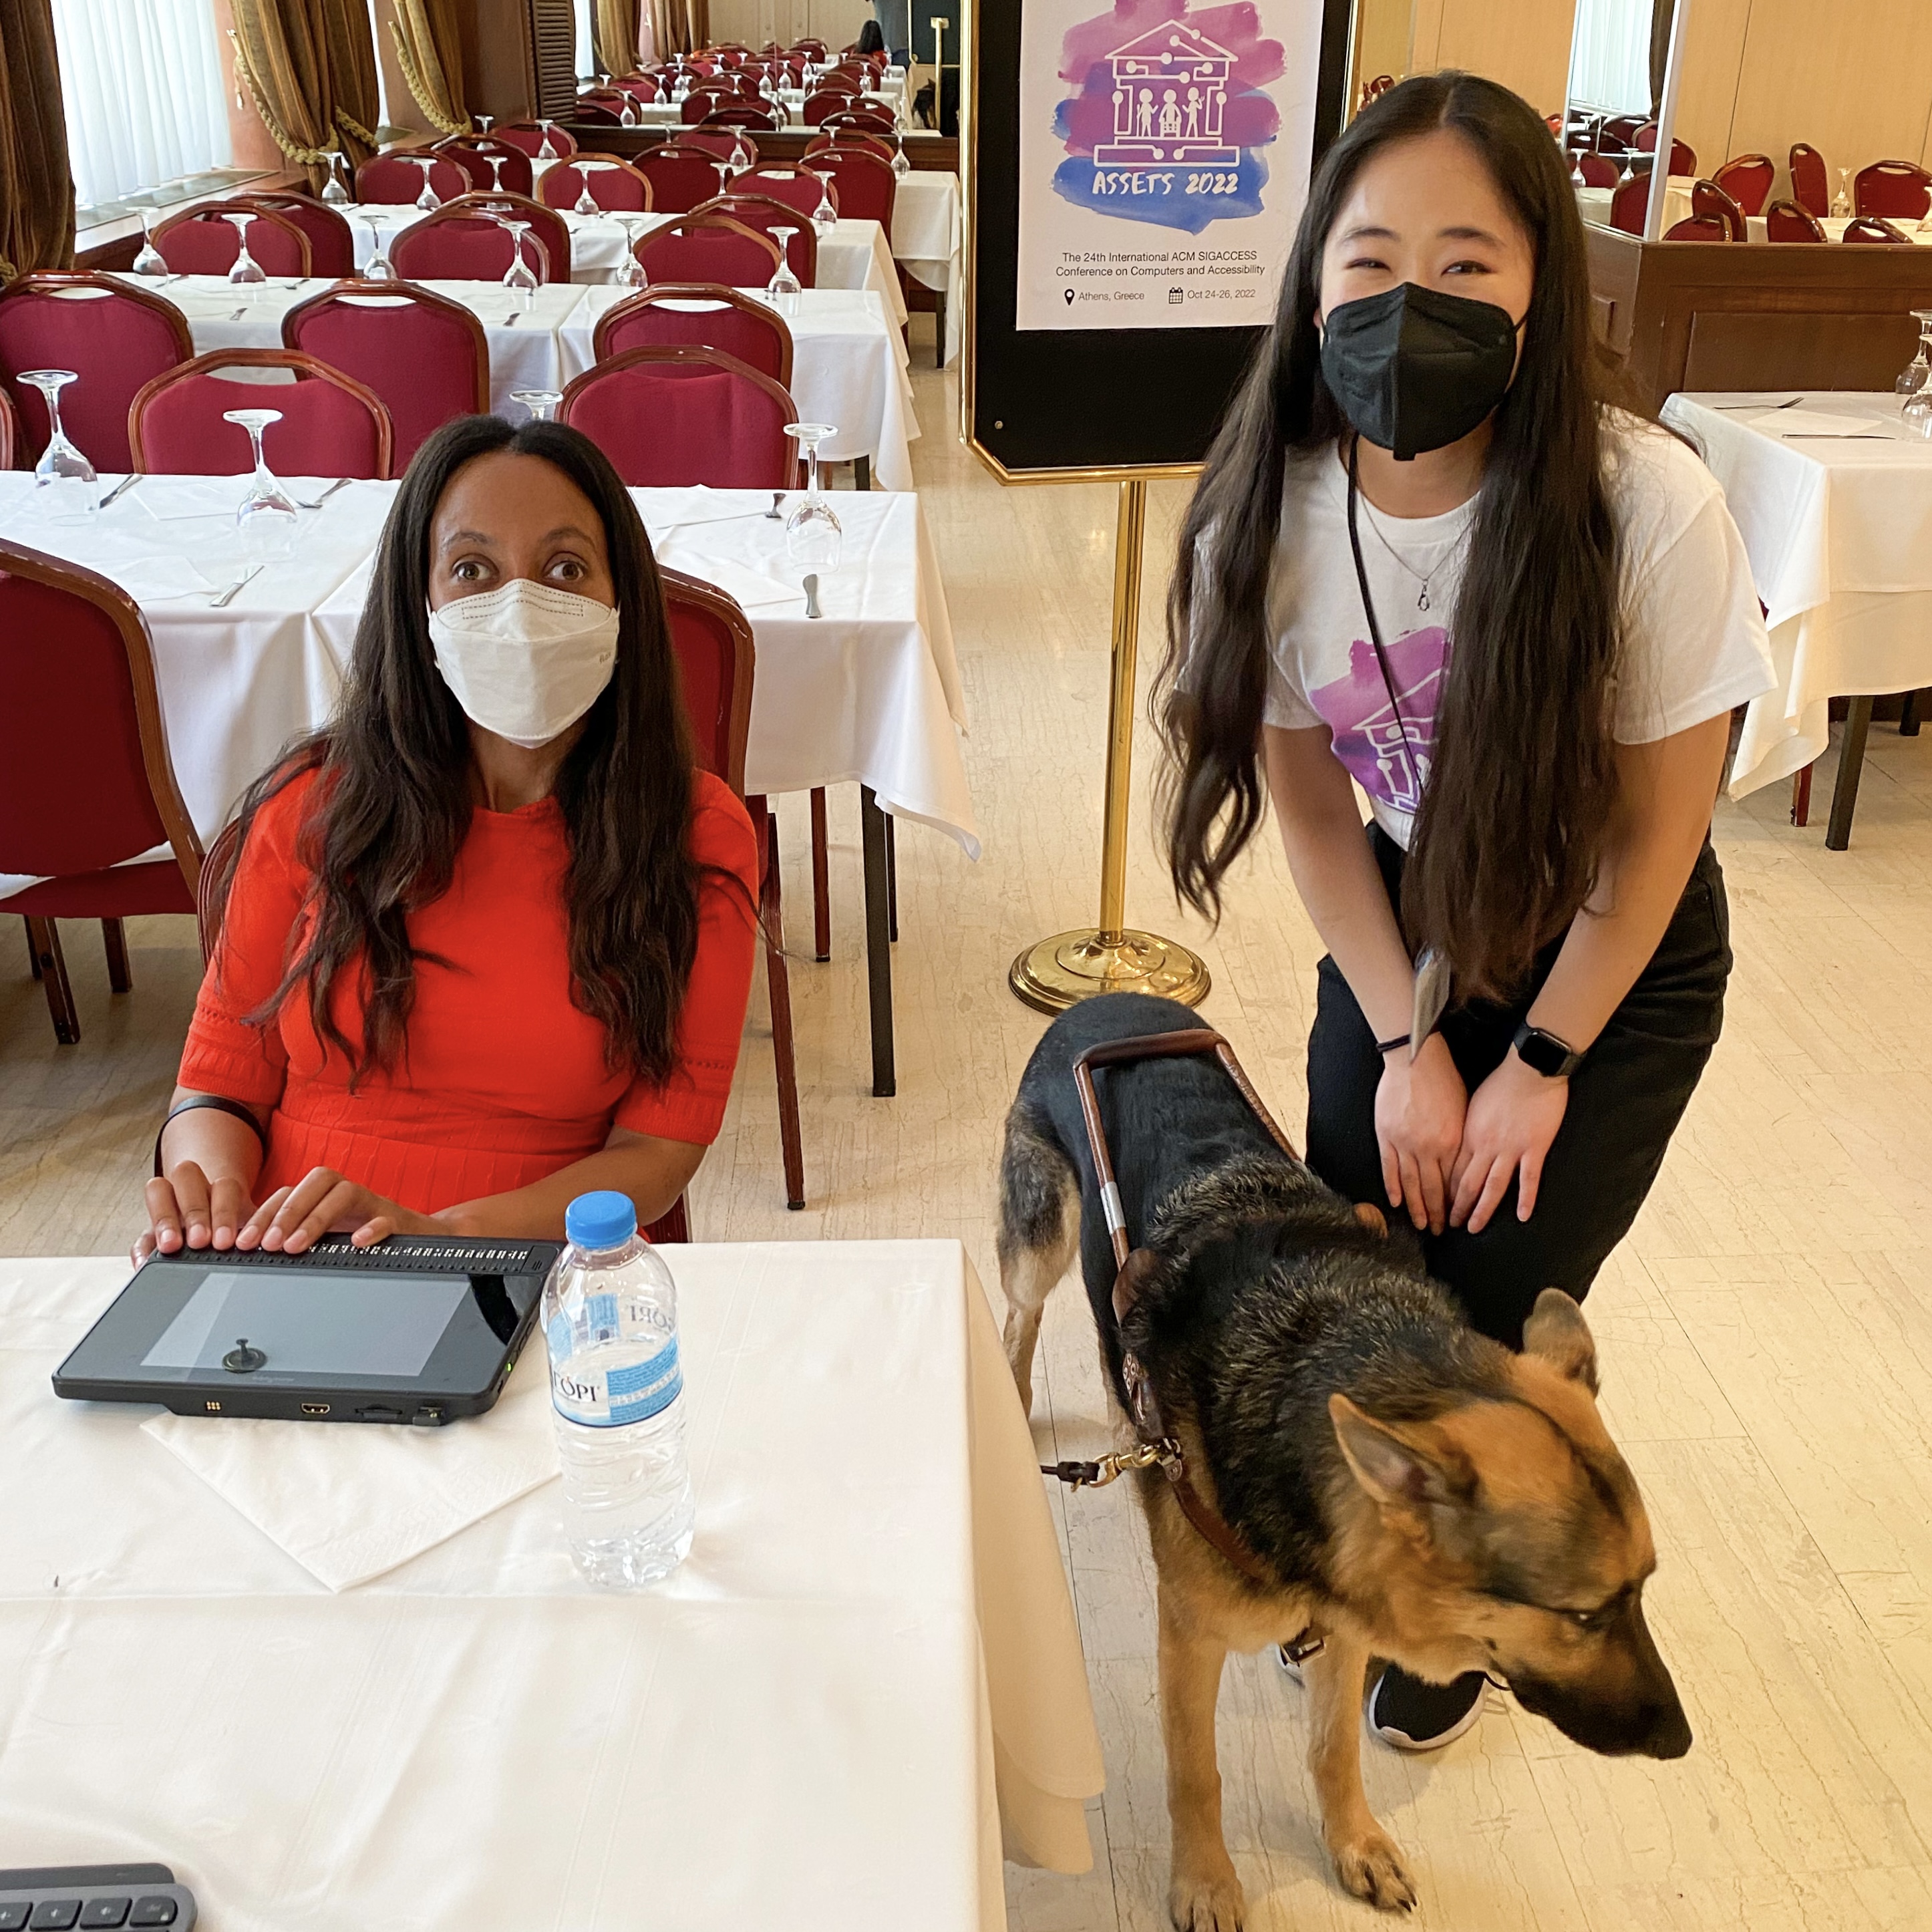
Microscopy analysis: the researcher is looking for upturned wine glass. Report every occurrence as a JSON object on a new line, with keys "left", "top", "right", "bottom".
{"left": 1903, "top": 315, "right": 1932, "bottom": 436}
{"left": 21, "top": 371, "right": 98, "bottom": 522}
{"left": 1895, "top": 310, "right": 1932, "bottom": 396}
{"left": 359, "top": 214, "right": 396, "bottom": 279}
{"left": 510, "top": 388, "right": 563, "bottom": 423}
{"left": 485, "top": 153, "right": 508, "bottom": 192}
{"left": 619, "top": 94, "right": 639, "bottom": 128}
{"left": 321, "top": 149, "right": 352, "bottom": 206}
{"left": 1832, "top": 167, "right": 1853, "bottom": 218}
{"left": 729, "top": 133, "right": 752, "bottom": 174}
{"left": 411, "top": 156, "right": 444, "bottom": 212}
{"left": 615, "top": 217, "right": 650, "bottom": 290}
{"left": 891, "top": 133, "right": 911, "bottom": 179}
{"left": 475, "top": 113, "right": 496, "bottom": 135}
{"left": 766, "top": 226, "right": 802, "bottom": 314}
{"left": 710, "top": 158, "right": 734, "bottom": 201}
{"left": 131, "top": 208, "right": 167, "bottom": 276}
{"left": 496, "top": 217, "right": 540, "bottom": 308}
{"left": 537, "top": 119, "right": 560, "bottom": 160}
{"left": 808, "top": 170, "right": 837, "bottom": 234}
{"left": 782, "top": 422, "right": 841, "bottom": 570}
{"left": 224, "top": 408, "right": 300, "bottom": 556}
{"left": 224, "top": 212, "right": 266, "bottom": 285}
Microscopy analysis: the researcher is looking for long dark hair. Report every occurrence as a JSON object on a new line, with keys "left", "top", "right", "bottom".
{"left": 1157, "top": 71, "right": 1621, "bottom": 1001}
{"left": 213, "top": 416, "right": 712, "bottom": 1085}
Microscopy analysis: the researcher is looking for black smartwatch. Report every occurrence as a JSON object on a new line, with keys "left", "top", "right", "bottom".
{"left": 1512, "top": 1020, "right": 1585, "bottom": 1080}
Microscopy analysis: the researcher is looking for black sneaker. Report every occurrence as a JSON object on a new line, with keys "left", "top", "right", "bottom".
{"left": 1366, "top": 1665, "right": 1487, "bottom": 1751}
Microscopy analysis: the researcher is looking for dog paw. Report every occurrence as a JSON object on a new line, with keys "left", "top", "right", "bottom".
{"left": 1331, "top": 1829, "right": 1418, "bottom": 1912}
{"left": 1168, "top": 1864, "right": 1245, "bottom": 1932}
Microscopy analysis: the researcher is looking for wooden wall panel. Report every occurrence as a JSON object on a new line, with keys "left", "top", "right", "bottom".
{"left": 1420, "top": 0, "right": 1579, "bottom": 117}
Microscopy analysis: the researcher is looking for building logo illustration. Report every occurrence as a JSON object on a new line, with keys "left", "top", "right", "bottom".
{"left": 1095, "top": 24, "right": 1238, "bottom": 167}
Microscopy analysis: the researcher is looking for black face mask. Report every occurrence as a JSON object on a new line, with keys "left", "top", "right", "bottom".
{"left": 1318, "top": 281, "right": 1522, "bottom": 462}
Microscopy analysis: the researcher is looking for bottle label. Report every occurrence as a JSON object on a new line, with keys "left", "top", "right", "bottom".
{"left": 550, "top": 1333, "right": 683, "bottom": 1428}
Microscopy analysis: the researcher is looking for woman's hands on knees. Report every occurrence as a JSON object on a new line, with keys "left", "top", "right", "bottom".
{"left": 1374, "top": 1033, "right": 1466, "bottom": 1235}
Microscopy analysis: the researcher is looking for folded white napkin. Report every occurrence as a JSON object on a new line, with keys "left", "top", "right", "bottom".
{"left": 142, "top": 1352, "right": 558, "bottom": 1591}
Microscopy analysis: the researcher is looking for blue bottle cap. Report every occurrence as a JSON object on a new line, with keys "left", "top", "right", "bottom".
{"left": 565, "top": 1190, "right": 639, "bottom": 1251}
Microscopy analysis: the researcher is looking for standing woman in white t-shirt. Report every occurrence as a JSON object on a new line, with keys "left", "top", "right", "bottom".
{"left": 1156, "top": 73, "right": 1773, "bottom": 1748}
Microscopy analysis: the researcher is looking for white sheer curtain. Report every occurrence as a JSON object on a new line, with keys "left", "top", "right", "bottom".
{"left": 1566, "top": 0, "right": 1651, "bottom": 116}
{"left": 50, "top": 0, "right": 232, "bottom": 210}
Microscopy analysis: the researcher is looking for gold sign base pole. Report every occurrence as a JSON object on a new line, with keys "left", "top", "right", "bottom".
{"left": 1009, "top": 478, "right": 1211, "bottom": 1014}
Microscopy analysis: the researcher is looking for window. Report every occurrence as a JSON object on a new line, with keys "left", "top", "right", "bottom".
{"left": 1566, "top": 0, "right": 1653, "bottom": 118}
{"left": 51, "top": 0, "right": 233, "bottom": 214}
{"left": 574, "top": 0, "right": 597, "bottom": 81}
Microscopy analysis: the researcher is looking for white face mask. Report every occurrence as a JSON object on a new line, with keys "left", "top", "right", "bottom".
{"left": 428, "top": 579, "right": 620, "bottom": 750}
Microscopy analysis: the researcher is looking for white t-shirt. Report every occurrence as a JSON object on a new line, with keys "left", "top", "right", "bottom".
{"left": 1261, "top": 412, "right": 1775, "bottom": 848}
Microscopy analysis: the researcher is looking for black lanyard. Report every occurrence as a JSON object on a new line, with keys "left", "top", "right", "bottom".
{"left": 1343, "top": 433, "right": 1421, "bottom": 780}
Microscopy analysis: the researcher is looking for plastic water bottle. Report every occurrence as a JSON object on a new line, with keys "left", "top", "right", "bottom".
{"left": 542, "top": 1191, "right": 694, "bottom": 1588}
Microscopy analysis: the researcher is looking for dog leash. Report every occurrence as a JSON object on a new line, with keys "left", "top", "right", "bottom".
{"left": 1038, "top": 1029, "right": 1292, "bottom": 1593}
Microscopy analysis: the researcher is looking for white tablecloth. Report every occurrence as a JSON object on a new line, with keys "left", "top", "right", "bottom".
{"left": 1659, "top": 390, "right": 1932, "bottom": 794}
{"left": 558, "top": 287, "right": 917, "bottom": 487}
{"left": 892, "top": 172, "right": 962, "bottom": 363}
{"left": 0, "top": 1245, "right": 1104, "bottom": 1929}
{"left": 1743, "top": 212, "right": 1932, "bottom": 245}
{"left": 0, "top": 474, "right": 976, "bottom": 861}
{"left": 1575, "top": 172, "right": 1696, "bottom": 233}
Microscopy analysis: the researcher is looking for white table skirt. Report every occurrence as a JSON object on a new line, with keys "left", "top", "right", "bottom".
{"left": 1659, "top": 391, "right": 1932, "bottom": 794}
{"left": 1744, "top": 212, "right": 1932, "bottom": 244}
{"left": 0, "top": 474, "right": 976, "bottom": 865}
{"left": 0, "top": 1245, "right": 1104, "bottom": 1930}
{"left": 559, "top": 287, "right": 917, "bottom": 488}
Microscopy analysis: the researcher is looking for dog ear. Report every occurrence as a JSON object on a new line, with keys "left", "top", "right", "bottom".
{"left": 1329, "top": 1393, "right": 1474, "bottom": 1512}
{"left": 1352, "top": 1202, "right": 1388, "bottom": 1238}
{"left": 1522, "top": 1289, "right": 1599, "bottom": 1393}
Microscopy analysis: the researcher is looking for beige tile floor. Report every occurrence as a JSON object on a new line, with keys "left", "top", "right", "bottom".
{"left": 7, "top": 350, "right": 1932, "bottom": 1929}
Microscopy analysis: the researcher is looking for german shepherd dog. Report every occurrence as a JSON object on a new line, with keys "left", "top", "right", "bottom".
{"left": 997, "top": 994, "right": 1691, "bottom": 1927}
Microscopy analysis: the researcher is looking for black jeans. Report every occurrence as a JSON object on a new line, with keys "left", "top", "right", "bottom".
{"left": 1305, "top": 826, "right": 1732, "bottom": 1349}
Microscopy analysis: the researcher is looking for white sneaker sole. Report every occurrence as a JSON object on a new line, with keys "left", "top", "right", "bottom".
{"left": 1367, "top": 1676, "right": 1489, "bottom": 1753}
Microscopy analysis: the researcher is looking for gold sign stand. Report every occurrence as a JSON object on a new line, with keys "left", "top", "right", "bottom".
{"left": 1008, "top": 478, "right": 1212, "bottom": 1013}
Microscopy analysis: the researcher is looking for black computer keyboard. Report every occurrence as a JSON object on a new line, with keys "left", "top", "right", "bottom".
{"left": 146, "top": 1233, "right": 545, "bottom": 1275}
{"left": 0, "top": 1869, "right": 195, "bottom": 1932}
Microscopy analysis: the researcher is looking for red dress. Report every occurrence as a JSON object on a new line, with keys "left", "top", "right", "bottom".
{"left": 179, "top": 766, "right": 760, "bottom": 1215}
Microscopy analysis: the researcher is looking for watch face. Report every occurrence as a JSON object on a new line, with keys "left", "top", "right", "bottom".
{"left": 1517, "top": 1027, "right": 1569, "bottom": 1077}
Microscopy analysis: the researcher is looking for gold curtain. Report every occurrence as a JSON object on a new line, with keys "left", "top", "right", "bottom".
{"left": 392, "top": 0, "right": 469, "bottom": 136}
{"left": 229, "top": 0, "right": 337, "bottom": 190}
{"left": 319, "top": 0, "right": 380, "bottom": 161}
{"left": 593, "top": 0, "right": 640, "bottom": 75}
{"left": 647, "top": 0, "right": 703, "bottom": 59}
{"left": 0, "top": 0, "right": 76, "bottom": 277}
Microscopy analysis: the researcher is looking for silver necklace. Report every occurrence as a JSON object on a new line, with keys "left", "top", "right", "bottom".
{"left": 1353, "top": 494, "right": 1470, "bottom": 613}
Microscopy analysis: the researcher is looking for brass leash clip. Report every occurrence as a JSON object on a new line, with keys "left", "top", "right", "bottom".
{"left": 1040, "top": 1439, "right": 1178, "bottom": 1490}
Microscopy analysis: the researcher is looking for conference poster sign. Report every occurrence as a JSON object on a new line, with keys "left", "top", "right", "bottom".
{"left": 1014, "top": 0, "right": 1325, "bottom": 332}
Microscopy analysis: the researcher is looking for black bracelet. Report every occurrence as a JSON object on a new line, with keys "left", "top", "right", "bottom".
{"left": 1375, "top": 1033, "right": 1412, "bottom": 1056}
{"left": 153, "top": 1096, "right": 271, "bottom": 1178}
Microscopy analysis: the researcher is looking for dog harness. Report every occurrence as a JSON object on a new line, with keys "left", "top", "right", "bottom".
{"left": 1039, "top": 1027, "right": 1296, "bottom": 1595}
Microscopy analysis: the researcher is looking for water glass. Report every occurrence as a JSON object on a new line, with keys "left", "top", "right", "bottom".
{"left": 1894, "top": 311, "right": 1932, "bottom": 397}
{"left": 615, "top": 218, "right": 649, "bottom": 291}
{"left": 321, "top": 150, "right": 352, "bottom": 206}
{"left": 131, "top": 208, "right": 167, "bottom": 277}
{"left": 21, "top": 370, "right": 98, "bottom": 522}
{"left": 496, "top": 218, "right": 540, "bottom": 307}
{"left": 510, "top": 389, "right": 563, "bottom": 423}
{"left": 767, "top": 227, "right": 802, "bottom": 315}
{"left": 359, "top": 214, "right": 395, "bottom": 279}
{"left": 224, "top": 409, "right": 300, "bottom": 557}
{"left": 225, "top": 212, "right": 266, "bottom": 285}
{"left": 782, "top": 422, "right": 841, "bottom": 571}
{"left": 537, "top": 118, "right": 560, "bottom": 160}
{"left": 809, "top": 171, "right": 837, "bottom": 235}
{"left": 412, "top": 156, "right": 443, "bottom": 212}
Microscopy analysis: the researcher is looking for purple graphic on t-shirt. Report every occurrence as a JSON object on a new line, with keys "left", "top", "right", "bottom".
{"left": 1308, "top": 627, "right": 1450, "bottom": 814}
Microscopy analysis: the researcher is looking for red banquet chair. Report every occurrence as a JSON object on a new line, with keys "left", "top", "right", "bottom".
{"left": 235, "top": 193, "right": 357, "bottom": 276}
{"left": 1842, "top": 216, "right": 1912, "bottom": 243}
{"left": 1632, "top": 124, "right": 1696, "bottom": 176}
{"left": 739, "top": 163, "right": 834, "bottom": 220}
{"left": 559, "top": 345, "right": 797, "bottom": 488}
{"left": 614, "top": 75, "right": 661, "bottom": 103}
{"left": 638, "top": 145, "right": 734, "bottom": 214}
{"left": 680, "top": 88, "right": 735, "bottom": 124}
{"left": 1712, "top": 154, "right": 1774, "bottom": 216}
{"left": 804, "top": 129, "right": 893, "bottom": 164}
{"left": 1765, "top": 198, "right": 1826, "bottom": 241}
{"left": 593, "top": 283, "right": 794, "bottom": 385}
{"left": 494, "top": 120, "right": 579, "bottom": 160}
{"left": 802, "top": 91, "right": 858, "bottom": 126}
{"left": 823, "top": 109, "right": 897, "bottom": 142}
{"left": 538, "top": 157, "right": 655, "bottom": 212}
{"left": 355, "top": 148, "right": 470, "bottom": 206}
{"left": 810, "top": 145, "right": 895, "bottom": 227}
{"left": 1609, "top": 172, "right": 1653, "bottom": 234}
{"left": 0, "top": 540, "right": 204, "bottom": 1045}
{"left": 1572, "top": 151, "right": 1617, "bottom": 189}
{"left": 128, "top": 349, "right": 393, "bottom": 479}
{"left": 705, "top": 194, "right": 819, "bottom": 283}
{"left": 435, "top": 138, "right": 536, "bottom": 199}
{"left": 1855, "top": 161, "right": 1932, "bottom": 221}
{"left": 154, "top": 202, "right": 311, "bottom": 278}
{"left": 703, "top": 106, "right": 780, "bottom": 132}
{"left": 658, "top": 567, "right": 803, "bottom": 1209}
{"left": 571, "top": 100, "right": 625, "bottom": 127}
{"left": 1664, "top": 214, "right": 1730, "bottom": 241}
{"left": 0, "top": 272, "right": 192, "bottom": 473}
{"left": 390, "top": 192, "right": 567, "bottom": 283}
{"left": 1691, "top": 179, "right": 1746, "bottom": 240}
{"left": 282, "top": 280, "right": 488, "bottom": 469}
{"left": 1788, "top": 142, "right": 1828, "bottom": 216}
{"left": 0, "top": 386, "right": 15, "bottom": 468}
{"left": 633, "top": 212, "right": 782, "bottom": 287}
{"left": 677, "top": 129, "right": 761, "bottom": 166}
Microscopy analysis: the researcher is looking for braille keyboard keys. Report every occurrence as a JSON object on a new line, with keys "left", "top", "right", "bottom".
{"left": 80, "top": 1904, "right": 131, "bottom": 1929}
{"left": 128, "top": 1905, "right": 176, "bottom": 1929}
{"left": 29, "top": 1905, "right": 81, "bottom": 1931}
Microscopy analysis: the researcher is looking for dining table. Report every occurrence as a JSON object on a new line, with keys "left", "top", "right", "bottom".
{"left": 1659, "top": 389, "right": 1932, "bottom": 846}
{"left": 0, "top": 472, "right": 973, "bottom": 1094}
{"left": 0, "top": 1241, "right": 1104, "bottom": 1932}
{"left": 112, "top": 272, "right": 919, "bottom": 487}
{"left": 1742, "top": 212, "right": 1932, "bottom": 245}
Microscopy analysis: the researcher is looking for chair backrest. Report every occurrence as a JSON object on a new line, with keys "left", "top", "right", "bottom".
{"left": 128, "top": 349, "right": 393, "bottom": 479}
{"left": 1664, "top": 214, "right": 1730, "bottom": 242}
{"left": 824, "top": 108, "right": 897, "bottom": 141}
{"left": 1842, "top": 216, "right": 1911, "bottom": 243}
{"left": 0, "top": 385, "right": 14, "bottom": 470}
{"left": 740, "top": 164, "right": 830, "bottom": 218}
{"left": 1711, "top": 154, "right": 1774, "bottom": 216}
{"left": 703, "top": 106, "right": 780, "bottom": 131}
{"left": 1602, "top": 114, "right": 1643, "bottom": 146}
{"left": 573, "top": 100, "right": 625, "bottom": 126}
{"left": 1572, "top": 150, "right": 1617, "bottom": 190}
{"left": 677, "top": 128, "right": 760, "bottom": 166}
{"left": 282, "top": 279, "right": 489, "bottom": 469}
{"left": 1764, "top": 198, "right": 1826, "bottom": 242}
{"left": 495, "top": 120, "right": 579, "bottom": 159}
{"left": 811, "top": 146, "right": 894, "bottom": 227}
{"left": 593, "top": 283, "right": 794, "bottom": 386}
{"left": 559, "top": 345, "right": 798, "bottom": 488}
{"left": 1609, "top": 172, "right": 1652, "bottom": 234}
{"left": 1690, "top": 179, "right": 1746, "bottom": 240}
{"left": 154, "top": 202, "right": 311, "bottom": 278}
{"left": 1854, "top": 160, "right": 1932, "bottom": 220}
{"left": 804, "top": 130, "right": 893, "bottom": 164}
{"left": 802, "top": 90, "right": 857, "bottom": 126}
{"left": 681, "top": 86, "right": 734, "bottom": 123}
{"left": 634, "top": 212, "right": 782, "bottom": 287}
{"left": 436, "top": 138, "right": 536, "bottom": 198}
{"left": 1788, "top": 142, "right": 1828, "bottom": 216}
{"left": 236, "top": 193, "right": 357, "bottom": 277}
{"left": 197, "top": 816, "right": 241, "bottom": 965}
{"left": 538, "top": 156, "right": 655, "bottom": 211}
{"left": 616, "top": 75, "right": 661, "bottom": 102}
{"left": 355, "top": 148, "right": 470, "bottom": 206}
{"left": 707, "top": 194, "right": 818, "bottom": 283}
{"left": 1632, "top": 123, "right": 1696, "bottom": 175}
{"left": 389, "top": 192, "right": 567, "bottom": 283}
{"left": 639, "top": 144, "right": 733, "bottom": 213}
{"left": 0, "top": 539, "right": 202, "bottom": 893}
{"left": 661, "top": 565, "right": 754, "bottom": 793}
{"left": 0, "top": 272, "right": 193, "bottom": 472}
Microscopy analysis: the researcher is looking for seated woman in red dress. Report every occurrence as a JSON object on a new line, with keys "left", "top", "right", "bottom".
{"left": 138, "top": 417, "right": 759, "bottom": 1258}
